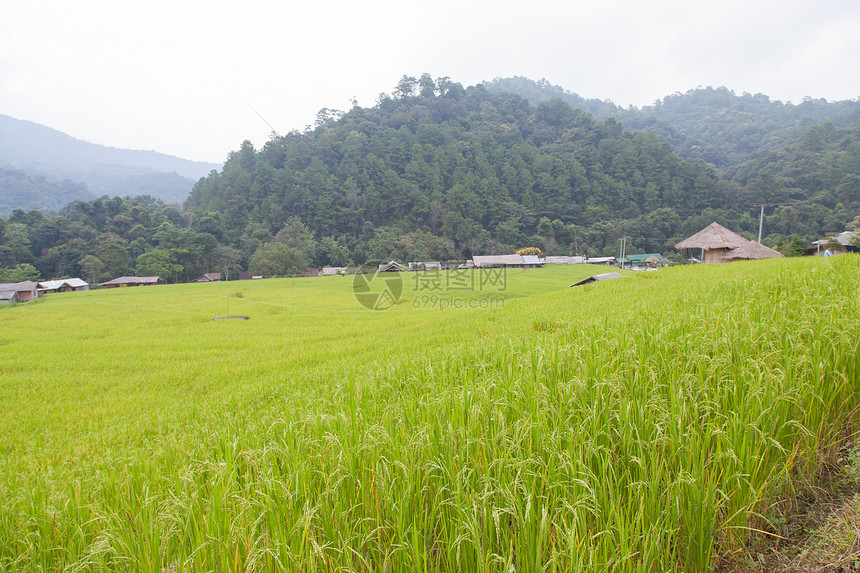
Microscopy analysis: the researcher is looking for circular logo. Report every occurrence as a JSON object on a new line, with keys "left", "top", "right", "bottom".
{"left": 352, "top": 271, "right": 403, "bottom": 311}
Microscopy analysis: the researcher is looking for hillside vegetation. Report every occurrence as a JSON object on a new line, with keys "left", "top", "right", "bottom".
{"left": 0, "top": 257, "right": 857, "bottom": 571}
{"left": 485, "top": 77, "right": 860, "bottom": 168}
{"left": 2, "top": 76, "right": 858, "bottom": 285}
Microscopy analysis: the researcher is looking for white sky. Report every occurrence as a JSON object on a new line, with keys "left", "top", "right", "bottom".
{"left": 2, "top": 0, "right": 859, "bottom": 163}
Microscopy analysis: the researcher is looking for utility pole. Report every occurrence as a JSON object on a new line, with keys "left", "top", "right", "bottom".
{"left": 753, "top": 203, "right": 778, "bottom": 243}
{"left": 619, "top": 236, "right": 629, "bottom": 268}
{"left": 757, "top": 204, "right": 765, "bottom": 243}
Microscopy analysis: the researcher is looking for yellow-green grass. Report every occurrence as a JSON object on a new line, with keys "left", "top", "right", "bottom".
{"left": 0, "top": 259, "right": 857, "bottom": 572}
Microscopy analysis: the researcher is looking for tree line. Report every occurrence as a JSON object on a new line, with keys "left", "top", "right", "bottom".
{"left": 1, "top": 75, "right": 858, "bottom": 284}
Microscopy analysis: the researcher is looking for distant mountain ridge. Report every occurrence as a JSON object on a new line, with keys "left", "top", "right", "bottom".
{"left": 0, "top": 114, "right": 220, "bottom": 213}
{"left": 483, "top": 77, "right": 860, "bottom": 168}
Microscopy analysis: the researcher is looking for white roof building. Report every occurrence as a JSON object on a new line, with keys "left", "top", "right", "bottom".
{"left": 38, "top": 278, "right": 89, "bottom": 292}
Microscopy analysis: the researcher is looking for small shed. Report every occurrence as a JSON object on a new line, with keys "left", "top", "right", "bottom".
{"left": 377, "top": 261, "right": 406, "bottom": 273}
{"left": 319, "top": 267, "right": 348, "bottom": 276}
{"left": 810, "top": 231, "right": 859, "bottom": 255}
{"left": 675, "top": 222, "right": 749, "bottom": 264}
{"left": 0, "top": 281, "right": 41, "bottom": 302}
{"left": 192, "top": 272, "right": 222, "bottom": 283}
{"left": 98, "top": 276, "right": 161, "bottom": 288}
{"left": 570, "top": 272, "right": 624, "bottom": 287}
{"left": 619, "top": 253, "right": 668, "bottom": 268}
{"left": 38, "top": 278, "right": 89, "bottom": 293}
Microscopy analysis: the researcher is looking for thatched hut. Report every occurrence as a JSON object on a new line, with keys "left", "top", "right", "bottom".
{"left": 676, "top": 222, "right": 785, "bottom": 263}
{"left": 675, "top": 223, "right": 751, "bottom": 263}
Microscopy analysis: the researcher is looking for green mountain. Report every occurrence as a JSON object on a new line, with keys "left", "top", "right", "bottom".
{"left": 1, "top": 75, "right": 858, "bottom": 284}
{"left": 0, "top": 114, "right": 220, "bottom": 213}
{"left": 484, "top": 77, "right": 860, "bottom": 168}
{"left": 186, "top": 78, "right": 724, "bottom": 260}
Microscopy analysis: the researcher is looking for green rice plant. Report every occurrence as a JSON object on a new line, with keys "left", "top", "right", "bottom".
{"left": 0, "top": 258, "right": 857, "bottom": 571}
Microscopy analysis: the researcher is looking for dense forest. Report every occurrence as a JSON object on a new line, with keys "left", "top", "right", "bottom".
{"left": 1, "top": 75, "right": 858, "bottom": 284}
{"left": 485, "top": 77, "right": 860, "bottom": 167}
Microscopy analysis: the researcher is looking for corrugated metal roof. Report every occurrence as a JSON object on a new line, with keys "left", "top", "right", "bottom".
{"left": 98, "top": 276, "right": 160, "bottom": 286}
{"left": 0, "top": 281, "right": 39, "bottom": 291}
{"left": 812, "top": 231, "right": 858, "bottom": 247}
{"left": 585, "top": 257, "right": 616, "bottom": 264}
{"left": 570, "top": 272, "right": 624, "bottom": 287}
{"left": 38, "top": 278, "right": 88, "bottom": 290}
{"left": 542, "top": 256, "right": 585, "bottom": 264}
{"left": 0, "top": 281, "right": 39, "bottom": 301}
{"left": 473, "top": 255, "right": 523, "bottom": 267}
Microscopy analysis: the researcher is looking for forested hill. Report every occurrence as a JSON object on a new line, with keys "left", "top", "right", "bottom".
{"left": 484, "top": 77, "right": 860, "bottom": 168}
{"left": 1, "top": 76, "right": 858, "bottom": 284}
{"left": 187, "top": 78, "right": 725, "bottom": 263}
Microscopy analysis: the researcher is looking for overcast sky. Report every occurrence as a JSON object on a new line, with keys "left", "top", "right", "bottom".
{"left": 2, "top": 0, "right": 859, "bottom": 164}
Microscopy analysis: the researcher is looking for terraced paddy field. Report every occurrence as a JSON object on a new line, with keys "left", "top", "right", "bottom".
{"left": 1, "top": 257, "right": 858, "bottom": 572}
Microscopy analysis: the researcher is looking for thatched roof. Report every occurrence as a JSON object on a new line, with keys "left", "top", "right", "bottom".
{"left": 675, "top": 222, "right": 749, "bottom": 251}
{"left": 722, "top": 241, "right": 784, "bottom": 261}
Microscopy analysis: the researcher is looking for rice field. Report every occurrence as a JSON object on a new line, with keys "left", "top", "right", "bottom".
{"left": 0, "top": 257, "right": 858, "bottom": 572}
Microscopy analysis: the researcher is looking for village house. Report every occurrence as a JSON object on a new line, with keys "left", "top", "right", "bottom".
{"left": 618, "top": 253, "right": 669, "bottom": 269}
{"left": 472, "top": 255, "right": 542, "bottom": 269}
{"left": 809, "top": 230, "right": 859, "bottom": 255}
{"left": 98, "top": 276, "right": 161, "bottom": 288}
{"left": 38, "top": 278, "right": 89, "bottom": 294}
{"left": 0, "top": 281, "right": 41, "bottom": 302}
{"left": 377, "top": 261, "right": 406, "bottom": 272}
{"left": 541, "top": 256, "right": 585, "bottom": 265}
{"left": 191, "top": 272, "right": 222, "bottom": 283}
